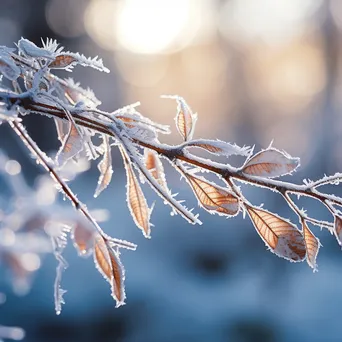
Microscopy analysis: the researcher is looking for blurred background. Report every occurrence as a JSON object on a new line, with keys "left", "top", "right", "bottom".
{"left": 1, "top": 0, "right": 342, "bottom": 341}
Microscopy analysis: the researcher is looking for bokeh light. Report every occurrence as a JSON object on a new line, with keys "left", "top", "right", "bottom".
{"left": 219, "top": 0, "right": 322, "bottom": 44}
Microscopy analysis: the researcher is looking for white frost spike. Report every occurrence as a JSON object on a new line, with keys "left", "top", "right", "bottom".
{"left": 0, "top": 55, "right": 21, "bottom": 81}
{"left": 41, "top": 38, "right": 64, "bottom": 54}
{"left": 183, "top": 139, "right": 252, "bottom": 157}
{"left": 17, "top": 38, "right": 53, "bottom": 59}
{"left": 242, "top": 148, "right": 300, "bottom": 178}
{"left": 95, "top": 136, "right": 113, "bottom": 197}
{"left": 162, "top": 95, "right": 197, "bottom": 141}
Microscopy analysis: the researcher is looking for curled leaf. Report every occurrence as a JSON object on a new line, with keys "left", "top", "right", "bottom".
{"left": 302, "top": 221, "right": 320, "bottom": 271}
{"left": 162, "top": 95, "right": 197, "bottom": 141}
{"left": 144, "top": 150, "right": 167, "bottom": 189}
{"left": 94, "top": 136, "right": 113, "bottom": 197}
{"left": 56, "top": 122, "right": 83, "bottom": 166}
{"left": 93, "top": 234, "right": 125, "bottom": 307}
{"left": 120, "top": 147, "right": 151, "bottom": 238}
{"left": 334, "top": 215, "right": 342, "bottom": 246}
{"left": 242, "top": 148, "right": 299, "bottom": 178}
{"left": 185, "top": 173, "right": 239, "bottom": 216}
{"left": 247, "top": 206, "right": 306, "bottom": 262}
{"left": 184, "top": 139, "right": 252, "bottom": 157}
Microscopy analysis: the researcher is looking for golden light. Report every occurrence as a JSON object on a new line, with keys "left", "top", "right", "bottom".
{"left": 116, "top": 0, "right": 192, "bottom": 54}
{"left": 85, "top": 0, "right": 199, "bottom": 54}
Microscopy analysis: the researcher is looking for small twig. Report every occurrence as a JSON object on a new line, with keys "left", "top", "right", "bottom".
{"left": 8, "top": 120, "right": 136, "bottom": 251}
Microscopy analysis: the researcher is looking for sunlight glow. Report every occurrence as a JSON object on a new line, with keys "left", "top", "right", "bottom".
{"left": 116, "top": 0, "right": 191, "bottom": 54}
{"left": 85, "top": 0, "right": 198, "bottom": 54}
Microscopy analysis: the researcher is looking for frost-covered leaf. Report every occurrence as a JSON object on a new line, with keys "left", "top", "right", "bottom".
{"left": 0, "top": 56, "right": 20, "bottom": 81}
{"left": 49, "top": 52, "right": 109, "bottom": 73}
{"left": 56, "top": 122, "right": 83, "bottom": 166}
{"left": 17, "top": 38, "right": 53, "bottom": 59}
{"left": 185, "top": 173, "right": 239, "bottom": 216}
{"left": 334, "top": 215, "right": 342, "bottom": 246}
{"left": 162, "top": 95, "right": 197, "bottom": 141}
{"left": 120, "top": 147, "right": 151, "bottom": 238}
{"left": 302, "top": 221, "right": 320, "bottom": 271}
{"left": 94, "top": 136, "right": 113, "bottom": 197}
{"left": 242, "top": 148, "right": 299, "bottom": 178}
{"left": 48, "top": 55, "right": 78, "bottom": 70}
{"left": 71, "top": 223, "right": 94, "bottom": 256}
{"left": 144, "top": 150, "right": 167, "bottom": 189}
{"left": 247, "top": 206, "right": 306, "bottom": 262}
{"left": 184, "top": 139, "right": 252, "bottom": 157}
{"left": 93, "top": 234, "right": 125, "bottom": 307}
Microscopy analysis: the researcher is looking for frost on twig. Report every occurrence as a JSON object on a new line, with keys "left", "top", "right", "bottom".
{"left": 1, "top": 37, "right": 342, "bottom": 317}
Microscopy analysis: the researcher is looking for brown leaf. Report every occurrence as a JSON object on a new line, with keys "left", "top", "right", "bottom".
{"left": 176, "top": 98, "right": 196, "bottom": 141}
{"left": 144, "top": 150, "right": 167, "bottom": 189}
{"left": 72, "top": 223, "right": 94, "bottom": 256}
{"left": 247, "top": 206, "right": 306, "bottom": 262}
{"left": 334, "top": 215, "right": 342, "bottom": 245}
{"left": 120, "top": 147, "right": 151, "bottom": 238}
{"left": 94, "top": 136, "right": 113, "bottom": 197}
{"left": 49, "top": 55, "right": 77, "bottom": 69}
{"left": 93, "top": 234, "right": 125, "bottom": 307}
{"left": 186, "top": 173, "right": 239, "bottom": 216}
{"left": 242, "top": 148, "right": 299, "bottom": 178}
{"left": 56, "top": 122, "right": 83, "bottom": 166}
{"left": 162, "top": 96, "right": 197, "bottom": 141}
{"left": 302, "top": 221, "right": 320, "bottom": 271}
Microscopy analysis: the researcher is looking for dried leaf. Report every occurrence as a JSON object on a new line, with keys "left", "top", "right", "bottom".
{"left": 242, "top": 148, "right": 299, "bottom": 178}
{"left": 247, "top": 206, "right": 306, "bottom": 262}
{"left": 162, "top": 95, "right": 197, "bottom": 141}
{"left": 186, "top": 173, "right": 239, "bottom": 216}
{"left": 94, "top": 136, "right": 113, "bottom": 197}
{"left": 120, "top": 147, "right": 151, "bottom": 238}
{"left": 334, "top": 215, "right": 342, "bottom": 245}
{"left": 49, "top": 55, "right": 77, "bottom": 69}
{"left": 56, "top": 122, "right": 83, "bottom": 166}
{"left": 302, "top": 221, "right": 320, "bottom": 271}
{"left": 93, "top": 234, "right": 125, "bottom": 306}
{"left": 72, "top": 223, "right": 94, "bottom": 256}
{"left": 144, "top": 150, "right": 167, "bottom": 189}
{"left": 184, "top": 139, "right": 252, "bottom": 157}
